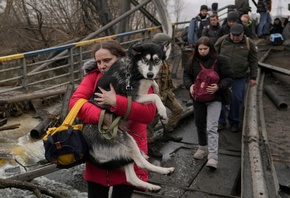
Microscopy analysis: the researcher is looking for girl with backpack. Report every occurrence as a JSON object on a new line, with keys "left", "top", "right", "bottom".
{"left": 183, "top": 36, "right": 234, "bottom": 169}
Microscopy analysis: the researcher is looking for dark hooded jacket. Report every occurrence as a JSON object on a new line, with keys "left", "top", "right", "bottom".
{"left": 202, "top": 23, "right": 221, "bottom": 44}
{"left": 214, "top": 34, "right": 258, "bottom": 80}
{"left": 183, "top": 54, "right": 234, "bottom": 102}
{"left": 257, "top": 0, "right": 272, "bottom": 13}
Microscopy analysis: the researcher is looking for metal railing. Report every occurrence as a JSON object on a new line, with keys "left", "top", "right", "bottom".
{"left": 0, "top": 26, "right": 170, "bottom": 96}
{"left": 0, "top": 1, "right": 233, "bottom": 97}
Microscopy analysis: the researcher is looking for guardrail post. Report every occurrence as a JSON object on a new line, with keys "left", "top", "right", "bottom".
{"left": 21, "top": 58, "right": 28, "bottom": 92}
{"left": 68, "top": 48, "right": 74, "bottom": 84}
{"left": 78, "top": 46, "right": 84, "bottom": 80}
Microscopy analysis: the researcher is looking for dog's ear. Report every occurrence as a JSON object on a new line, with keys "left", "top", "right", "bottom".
{"left": 129, "top": 42, "right": 144, "bottom": 57}
{"left": 161, "top": 43, "right": 171, "bottom": 60}
{"left": 128, "top": 42, "right": 143, "bottom": 57}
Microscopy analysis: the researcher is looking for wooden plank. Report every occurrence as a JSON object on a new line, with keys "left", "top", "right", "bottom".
{"left": 0, "top": 87, "right": 66, "bottom": 105}
{"left": 183, "top": 190, "right": 239, "bottom": 198}
{"left": 274, "top": 162, "right": 290, "bottom": 187}
{"left": 190, "top": 154, "right": 241, "bottom": 196}
{"left": 0, "top": 124, "right": 21, "bottom": 131}
{"left": 147, "top": 147, "right": 206, "bottom": 198}
{"left": 0, "top": 118, "right": 8, "bottom": 126}
{"left": 149, "top": 148, "right": 205, "bottom": 187}
{"left": 8, "top": 164, "right": 58, "bottom": 181}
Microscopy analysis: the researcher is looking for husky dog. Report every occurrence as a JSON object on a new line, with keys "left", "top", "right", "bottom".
{"left": 82, "top": 43, "right": 175, "bottom": 191}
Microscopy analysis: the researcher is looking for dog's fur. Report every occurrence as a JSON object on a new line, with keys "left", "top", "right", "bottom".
{"left": 82, "top": 43, "right": 175, "bottom": 191}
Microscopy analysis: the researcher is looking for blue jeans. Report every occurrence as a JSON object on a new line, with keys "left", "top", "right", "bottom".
{"left": 257, "top": 12, "right": 271, "bottom": 36}
{"left": 219, "top": 78, "right": 246, "bottom": 126}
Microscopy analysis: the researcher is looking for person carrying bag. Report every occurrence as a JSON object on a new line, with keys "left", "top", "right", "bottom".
{"left": 43, "top": 98, "right": 88, "bottom": 168}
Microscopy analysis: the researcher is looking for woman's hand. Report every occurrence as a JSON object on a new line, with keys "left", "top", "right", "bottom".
{"left": 190, "top": 84, "right": 195, "bottom": 97}
{"left": 95, "top": 84, "right": 117, "bottom": 108}
{"left": 207, "top": 83, "right": 219, "bottom": 94}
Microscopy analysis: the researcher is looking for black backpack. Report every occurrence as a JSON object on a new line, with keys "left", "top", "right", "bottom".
{"left": 181, "top": 26, "right": 189, "bottom": 42}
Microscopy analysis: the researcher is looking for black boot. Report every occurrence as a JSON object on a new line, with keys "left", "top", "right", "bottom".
{"left": 161, "top": 133, "right": 182, "bottom": 142}
{"left": 148, "top": 143, "right": 163, "bottom": 158}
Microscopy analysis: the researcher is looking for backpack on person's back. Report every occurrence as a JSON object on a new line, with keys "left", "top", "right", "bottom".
{"left": 181, "top": 26, "right": 189, "bottom": 43}
{"left": 193, "top": 59, "right": 219, "bottom": 102}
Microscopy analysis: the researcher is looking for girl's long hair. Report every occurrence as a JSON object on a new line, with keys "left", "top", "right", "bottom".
{"left": 185, "top": 36, "right": 218, "bottom": 71}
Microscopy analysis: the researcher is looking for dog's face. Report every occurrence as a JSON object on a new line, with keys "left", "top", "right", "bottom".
{"left": 131, "top": 43, "right": 165, "bottom": 79}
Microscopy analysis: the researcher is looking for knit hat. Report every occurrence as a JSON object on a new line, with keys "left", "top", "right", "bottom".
{"left": 228, "top": 5, "right": 237, "bottom": 12}
{"left": 200, "top": 5, "right": 208, "bottom": 11}
{"left": 227, "top": 11, "right": 239, "bottom": 21}
{"left": 152, "top": 33, "right": 171, "bottom": 45}
{"left": 230, "top": 24, "right": 244, "bottom": 35}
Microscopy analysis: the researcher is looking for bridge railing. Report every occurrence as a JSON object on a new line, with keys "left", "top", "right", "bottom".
{"left": 0, "top": 25, "right": 188, "bottom": 96}
{"left": 0, "top": 1, "right": 234, "bottom": 97}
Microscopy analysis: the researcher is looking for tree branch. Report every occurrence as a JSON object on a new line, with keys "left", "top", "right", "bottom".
{"left": 0, "top": 178, "right": 64, "bottom": 198}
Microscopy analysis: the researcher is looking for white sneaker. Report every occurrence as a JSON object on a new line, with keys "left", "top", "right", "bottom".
{"left": 206, "top": 153, "right": 218, "bottom": 169}
{"left": 193, "top": 146, "right": 208, "bottom": 160}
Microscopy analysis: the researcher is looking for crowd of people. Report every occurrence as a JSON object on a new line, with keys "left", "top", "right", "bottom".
{"left": 187, "top": 0, "right": 290, "bottom": 45}
{"left": 67, "top": 1, "right": 289, "bottom": 197}
{"left": 182, "top": 2, "right": 259, "bottom": 167}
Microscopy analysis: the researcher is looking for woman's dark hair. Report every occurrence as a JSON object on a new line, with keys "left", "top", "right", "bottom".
{"left": 93, "top": 40, "right": 127, "bottom": 59}
{"left": 194, "top": 36, "right": 217, "bottom": 59}
{"left": 186, "top": 36, "right": 218, "bottom": 71}
{"left": 274, "top": 17, "right": 282, "bottom": 25}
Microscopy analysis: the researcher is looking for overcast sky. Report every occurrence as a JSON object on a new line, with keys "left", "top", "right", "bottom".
{"left": 168, "top": 0, "right": 290, "bottom": 22}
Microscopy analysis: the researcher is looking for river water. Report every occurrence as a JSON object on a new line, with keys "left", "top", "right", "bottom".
{"left": 0, "top": 104, "right": 88, "bottom": 197}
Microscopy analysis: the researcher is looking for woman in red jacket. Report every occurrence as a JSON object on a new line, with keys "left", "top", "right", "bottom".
{"left": 69, "top": 40, "right": 157, "bottom": 198}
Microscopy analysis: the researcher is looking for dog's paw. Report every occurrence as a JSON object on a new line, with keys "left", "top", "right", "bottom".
{"left": 158, "top": 108, "right": 168, "bottom": 122}
{"left": 147, "top": 183, "right": 161, "bottom": 192}
{"left": 162, "top": 167, "right": 175, "bottom": 175}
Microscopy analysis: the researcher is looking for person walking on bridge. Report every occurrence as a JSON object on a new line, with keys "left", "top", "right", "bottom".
{"left": 257, "top": 0, "right": 272, "bottom": 38}
{"left": 187, "top": 5, "right": 210, "bottom": 46}
{"left": 147, "top": 33, "right": 184, "bottom": 158}
{"left": 70, "top": 40, "right": 157, "bottom": 198}
{"left": 215, "top": 24, "right": 258, "bottom": 133}
{"left": 183, "top": 36, "right": 234, "bottom": 169}
{"left": 202, "top": 14, "right": 221, "bottom": 44}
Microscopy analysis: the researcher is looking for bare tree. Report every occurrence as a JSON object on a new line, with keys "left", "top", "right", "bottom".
{"left": 0, "top": 0, "right": 161, "bottom": 56}
{"left": 168, "top": 0, "right": 184, "bottom": 23}
{"left": 117, "top": 0, "right": 130, "bottom": 41}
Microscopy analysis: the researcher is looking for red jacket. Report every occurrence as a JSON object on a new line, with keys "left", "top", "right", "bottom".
{"left": 69, "top": 68, "right": 156, "bottom": 187}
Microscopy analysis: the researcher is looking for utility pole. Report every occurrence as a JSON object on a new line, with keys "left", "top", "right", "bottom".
{"left": 277, "top": 0, "right": 282, "bottom": 17}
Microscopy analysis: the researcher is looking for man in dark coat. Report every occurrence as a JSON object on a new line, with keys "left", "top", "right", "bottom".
{"left": 235, "top": 0, "right": 251, "bottom": 15}
{"left": 202, "top": 14, "right": 221, "bottom": 44}
{"left": 187, "top": 5, "right": 210, "bottom": 45}
{"left": 215, "top": 24, "right": 258, "bottom": 133}
{"left": 217, "top": 11, "right": 255, "bottom": 39}
{"left": 257, "top": 0, "right": 272, "bottom": 38}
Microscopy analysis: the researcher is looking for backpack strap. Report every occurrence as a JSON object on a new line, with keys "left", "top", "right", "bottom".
{"left": 245, "top": 37, "right": 250, "bottom": 51}
{"left": 196, "top": 58, "right": 217, "bottom": 70}
{"left": 62, "top": 98, "right": 87, "bottom": 127}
